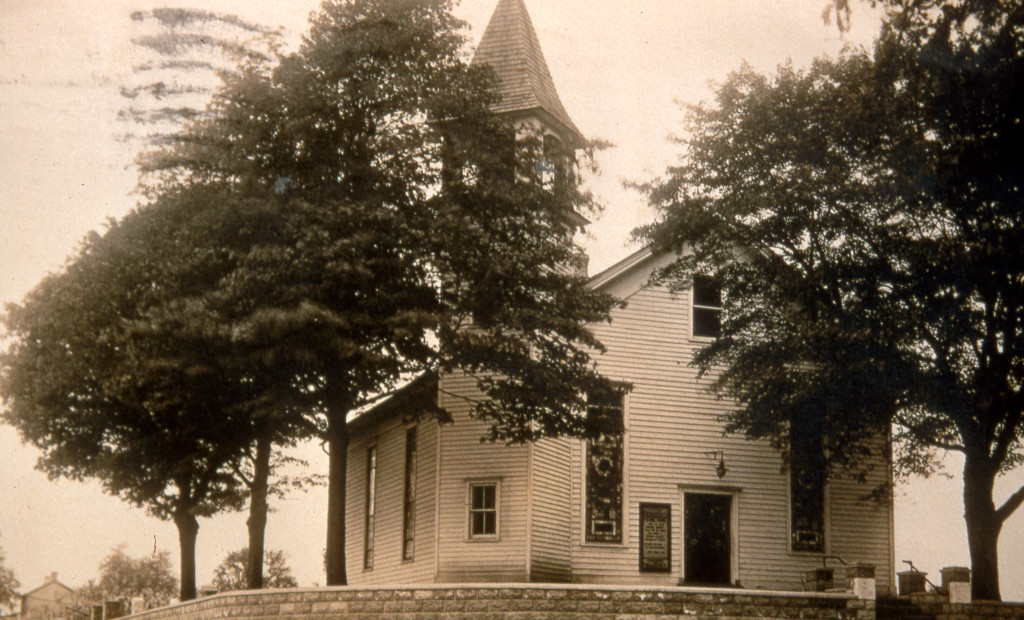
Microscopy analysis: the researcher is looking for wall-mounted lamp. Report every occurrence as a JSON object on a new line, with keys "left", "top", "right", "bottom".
{"left": 704, "top": 450, "right": 728, "bottom": 479}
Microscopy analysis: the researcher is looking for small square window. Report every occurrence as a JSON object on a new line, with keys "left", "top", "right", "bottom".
{"left": 469, "top": 482, "right": 498, "bottom": 538}
{"left": 692, "top": 275, "right": 722, "bottom": 338}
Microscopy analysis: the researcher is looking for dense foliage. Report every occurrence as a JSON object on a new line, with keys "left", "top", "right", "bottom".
{"left": 2, "top": 0, "right": 616, "bottom": 593}
{"left": 79, "top": 547, "right": 178, "bottom": 609}
{"left": 640, "top": 0, "right": 1024, "bottom": 600}
{"left": 212, "top": 548, "right": 297, "bottom": 591}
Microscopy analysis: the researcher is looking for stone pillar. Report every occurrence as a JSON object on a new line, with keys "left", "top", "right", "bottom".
{"left": 898, "top": 570, "right": 927, "bottom": 596}
{"left": 846, "top": 563, "right": 876, "bottom": 600}
{"left": 804, "top": 567, "right": 834, "bottom": 592}
{"left": 130, "top": 597, "right": 145, "bottom": 615}
{"left": 102, "top": 599, "right": 126, "bottom": 620}
{"left": 941, "top": 566, "right": 971, "bottom": 604}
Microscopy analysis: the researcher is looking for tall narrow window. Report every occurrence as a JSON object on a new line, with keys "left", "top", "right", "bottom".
{"left": 692, "top": 275, "right": 722, "bottom": 338}
{"left": 790, "top": 427, "right": 826, "bottom": 552}
{"left": 585, "top": 391, "right": 624, "bottom": 543}
{"left": 468, "top": 482, "right": 498, "bottom": 538}
{"left": 402, "top": 427, "right": 417, "bottom": 561}
{"left": 363, "top": 446, "right": 376, "bottom": 570}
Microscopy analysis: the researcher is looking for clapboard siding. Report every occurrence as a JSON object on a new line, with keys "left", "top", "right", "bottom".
{"left": 341, "top": 251, "right": 894, "bottom": 592}
{"left": 568, "top": 255, "right": 894, "bottom": 592}
{"left": 435, "top": 372, "right": 531, "bottom": 582}
{"left": 345, "top": 413, "right": 438, "bottom": 586}
{"left": 530, "top": 436, "right": 573, "bottom": 581}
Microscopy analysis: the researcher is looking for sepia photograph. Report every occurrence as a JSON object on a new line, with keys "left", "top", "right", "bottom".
{"left": 2, "top": 0, "right": 1022, "bottom": 617}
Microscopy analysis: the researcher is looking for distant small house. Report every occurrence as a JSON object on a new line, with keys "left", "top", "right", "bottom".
{"left": 18, "top": 573, "right": 76, "bottom": 620}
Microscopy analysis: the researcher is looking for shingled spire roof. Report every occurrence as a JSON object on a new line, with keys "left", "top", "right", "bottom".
{"left": 471, "top": 0, "right": 585, "bottom": 146}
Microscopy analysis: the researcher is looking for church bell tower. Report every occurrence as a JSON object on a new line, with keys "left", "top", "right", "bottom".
{"left": 471, "top": 0, "right": 589, "bottom": 272}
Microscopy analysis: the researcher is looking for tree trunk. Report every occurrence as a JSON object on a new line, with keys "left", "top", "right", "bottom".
{"left": 963, "top": 452, "right": 1002, "bottom": 601}
{"left": 246, "top": 434, "right": 272, "bottom": 590}
{"left": 324, "top": 409, "right": 350, "bottom": 585}
{"left": 172, "top": 510, "right": 200, "bottom": 601}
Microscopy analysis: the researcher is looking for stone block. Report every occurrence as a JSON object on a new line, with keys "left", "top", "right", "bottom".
{"left": 898, "top": 570, "right": 928, "bottom": 595}
{"left": 806, "top": 567, "right": 836, "bottom": 592}
{"left": 851, "top": 576, "right": 876, "bottom": 600}
{"left": 941, "top": 566, "right": 971, "bottom": 587}
{"left": 947, "top": 581, "right": 971, "bottom": 604}
{"left": 578, "top": 600, "right": 611, "bottom": 613}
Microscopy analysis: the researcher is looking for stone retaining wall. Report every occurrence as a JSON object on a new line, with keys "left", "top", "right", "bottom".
{"left": 127, "top": 584, "right": 873, "bottom": 620}
{"left": 913, "top": 594, "right": 1024, "bottom": 620}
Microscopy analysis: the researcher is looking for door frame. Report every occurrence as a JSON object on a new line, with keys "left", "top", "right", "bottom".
{"left": 679, "top": 485, "right": 741, "bottom": 586}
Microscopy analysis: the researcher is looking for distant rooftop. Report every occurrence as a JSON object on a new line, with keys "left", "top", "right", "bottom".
{"left": 471, "top": 0, "right": 584, "bottom": 146}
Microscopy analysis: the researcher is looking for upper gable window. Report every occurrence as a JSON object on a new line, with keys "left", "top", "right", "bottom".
{"left": 692, "top": 275, "right": 722, "bottom": 339}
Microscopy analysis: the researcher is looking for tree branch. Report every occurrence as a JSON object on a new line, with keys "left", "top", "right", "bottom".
{"left": 996, "top": 480, "right": 1024, "bottom": 524}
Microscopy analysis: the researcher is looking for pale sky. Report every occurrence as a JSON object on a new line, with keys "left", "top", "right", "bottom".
{"left": 1, "top": 0, "right": 1021, "bottom": 601}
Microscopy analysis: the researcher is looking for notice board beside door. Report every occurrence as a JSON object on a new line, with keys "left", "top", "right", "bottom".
{"left": 639, "top": 502, "right": 671, "bottom": 572}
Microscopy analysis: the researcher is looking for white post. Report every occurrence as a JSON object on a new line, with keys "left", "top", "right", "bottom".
{"left": 847, "top": 563, "right": 876, "bottom": 600}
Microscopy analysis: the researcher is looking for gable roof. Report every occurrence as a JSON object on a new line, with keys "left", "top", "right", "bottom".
{"left": 472, "top": 0, "right": 585, "bottom": 146}
{"left": 347, "top": 370, "right": 440, "bottom": 432}
{"left": 587, "top": 246, "right": 656, "bottom": 291}
{"left": 20, "top": 577, "right": 74, "bottom": 600}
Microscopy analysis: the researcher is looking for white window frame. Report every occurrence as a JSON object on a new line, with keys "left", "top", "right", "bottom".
{"left": 465, "top": 478, "right": 501, "bottom": 541}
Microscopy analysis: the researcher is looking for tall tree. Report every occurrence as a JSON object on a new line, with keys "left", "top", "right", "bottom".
{"left": 79, "top": 546, "right": 178, "bottom": 609}
{"left": 0, "top": 187, "right": 269, "bottom": 601}
{"left": 144, "top": 0, "right": 619, "bottom": 585}
{"left": 212, "top": 548, "right": 297, "bottom": 592}
{"left": 639, "top": 0, "right": 1024, "bottom": 598}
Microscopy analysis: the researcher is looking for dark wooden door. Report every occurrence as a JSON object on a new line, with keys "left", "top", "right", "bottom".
{"left": 683, "top": 493, "right": 732, "bottom": 585}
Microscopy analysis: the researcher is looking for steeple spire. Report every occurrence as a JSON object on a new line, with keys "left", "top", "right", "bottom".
{"left": 472, "top": 0, "right": 585, "bottom": 146}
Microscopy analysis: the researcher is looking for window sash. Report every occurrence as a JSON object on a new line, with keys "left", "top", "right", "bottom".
{"left": 402, "top": 427, "right": 417, "bottom": 561}
{"left": 692, "top": 276, "right": 722, "bottom": 338}
{"left": 469, "top": 483, "right": 497, "bottom": 537}
{"left": 364, "top": 446, "right": 376, "bottom": 570}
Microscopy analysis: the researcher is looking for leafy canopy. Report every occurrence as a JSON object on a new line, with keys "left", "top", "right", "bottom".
{"left": 79, "top": 546, "right": 178, "bottom": 609}
{"left": 639, "top": 0, "right": 1024, "bottom": 600}
{"left": 212, "top": 548, "right": 297, "bottom": 591}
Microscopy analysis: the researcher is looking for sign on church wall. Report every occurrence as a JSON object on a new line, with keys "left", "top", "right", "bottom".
{"left": 639, "top": 502, "right": 672, "bottom": 572}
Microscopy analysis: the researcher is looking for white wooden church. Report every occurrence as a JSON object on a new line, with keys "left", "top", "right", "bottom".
{"left": 343, "top": 0, "right": 895, "bottom": 593}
